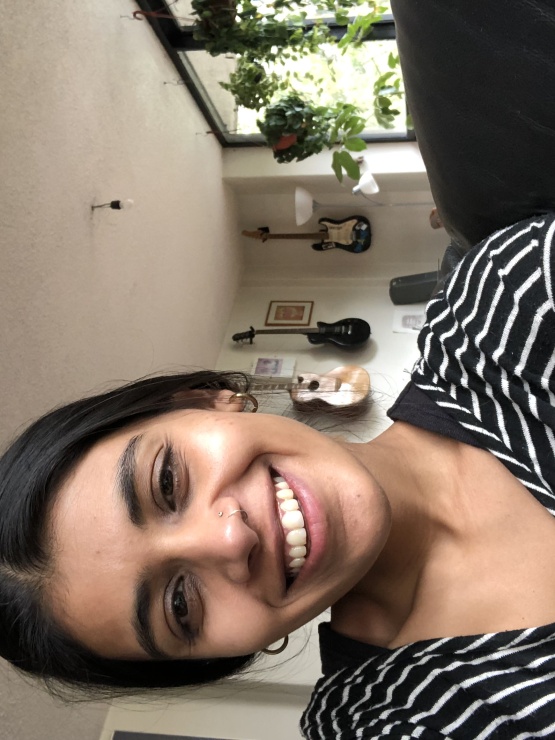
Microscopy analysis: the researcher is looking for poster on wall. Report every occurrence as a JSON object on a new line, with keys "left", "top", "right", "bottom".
{"left": 265, "top": 300, "right": 313, "bottom": 326}
{"left": 251, "top": 356, "right": 296, "bottom": 379}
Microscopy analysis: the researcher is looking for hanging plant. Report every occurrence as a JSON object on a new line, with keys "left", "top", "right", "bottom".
{"left": 257, "top": 93, "right": 368, "bottom": 181}
{"left": 373, "top": 52, "right": 404, "bottom": 129}
{"left": 191, "top": 0, "right": 334, "bottom": 59}
{"left": 220, "top": 59, "right": 286, "bottom": 110}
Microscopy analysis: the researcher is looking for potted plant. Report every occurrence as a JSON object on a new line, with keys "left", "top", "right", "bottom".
{"left": 257, "top": 93, "right": 368, "bottom": 182}
{"left": 219, "top": 58, "right": 286, "bottom": 110}
{"left": 191, "top": 0, "right": 336, "bottom": 60}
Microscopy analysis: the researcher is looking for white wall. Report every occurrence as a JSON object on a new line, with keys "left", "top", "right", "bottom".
{"left": 1, "top": 2, "right": 243, "bottom": 739}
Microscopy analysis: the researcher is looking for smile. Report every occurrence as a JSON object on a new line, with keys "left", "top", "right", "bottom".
{"left": 272, "top": 474, "right": 308, "bottom": 581}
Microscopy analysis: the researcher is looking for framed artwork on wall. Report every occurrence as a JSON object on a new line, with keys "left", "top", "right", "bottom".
{"left": 265, "top": 300, "right": 314, "bottom": 327}
{"left": 250, "top": 356, "right": 296, "bottom": 378}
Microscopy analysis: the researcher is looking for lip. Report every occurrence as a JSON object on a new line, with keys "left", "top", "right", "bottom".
{"left": 272, "top": 468, "right": 326, "bottom": 595}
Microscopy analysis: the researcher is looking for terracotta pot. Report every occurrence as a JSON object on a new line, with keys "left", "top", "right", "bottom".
{"left": 272, "top": 133, "right": 298, "bottom": 151}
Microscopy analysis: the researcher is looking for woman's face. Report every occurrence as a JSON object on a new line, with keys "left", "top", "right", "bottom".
{"left": 49, "top": 395, "right": 390, "bottom": 661}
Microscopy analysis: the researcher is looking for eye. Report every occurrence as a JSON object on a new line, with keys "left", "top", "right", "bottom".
{"left": 172, "top": 577, "right": 189, "bottom": 623}
{"left": 153, "top": 444, "right": 179, "bottom": 513}
{"left": 170, "top": 576, "right": 200, "bottom": 645}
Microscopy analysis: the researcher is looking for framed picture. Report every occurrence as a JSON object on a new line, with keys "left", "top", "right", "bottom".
{"left": 251, "top": 356, "right": 296, "bottom": 378}
{"left": 265, "top": 300, "right": 314, "bottom": 327}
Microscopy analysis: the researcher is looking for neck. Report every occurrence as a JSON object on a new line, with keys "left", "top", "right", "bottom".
{"left": 332, "top": 422, "right": 462, "bottom": 643}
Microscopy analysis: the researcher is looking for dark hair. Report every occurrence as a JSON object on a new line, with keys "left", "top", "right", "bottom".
{"left": 0, "top": 370, "right": 258, "bottom": 698}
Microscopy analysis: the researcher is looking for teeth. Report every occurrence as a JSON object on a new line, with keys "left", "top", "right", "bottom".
{"left": 282, "top": 510, "right": 304, "bottom": 530}
{"left": 286, "top": 527, "right": 306, "bottom": 546}
{"left": 276, "top": 488, "right": 294, "bottom": 500}
{"left": 289, "top": 557, "right": 305, "bottom": 569}
{"left": 280, "top": 498, "right": 299, "bottom": 511}
{"left": 275, "top": 481, "right": 290, "bottom": 490}
{"left": 272, "top": 474, "right": 308, "bottom": 579}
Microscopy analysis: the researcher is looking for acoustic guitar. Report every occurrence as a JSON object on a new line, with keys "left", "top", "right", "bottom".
{"left": 232, "top": 318, "right": 371, "bottom": 349}
{"left": 252, "top": 365, "right": 371, "bottom": 411}
{"left": 242, "top": 216, "right": 372, "bottom": 254}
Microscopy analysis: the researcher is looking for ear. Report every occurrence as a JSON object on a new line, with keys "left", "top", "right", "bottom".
{"left": 212, "top": 390, "right": 244, "bottom": 413}
{"left": 171, "top": 388, "right": 246, "bottom": 412}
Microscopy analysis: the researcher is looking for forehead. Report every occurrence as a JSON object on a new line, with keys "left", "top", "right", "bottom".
{"left": 47, "top": 427, "right": 147, "bottom": 656}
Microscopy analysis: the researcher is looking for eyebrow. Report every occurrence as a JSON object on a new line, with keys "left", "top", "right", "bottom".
{"left": 116, "top": 435, "right": 173, "bottom": 660}
{"left": 116, "top": 434, "right": 145, "bottom": 527}
{"left": 133, "top": 576, "right": 171, "bottom": 661}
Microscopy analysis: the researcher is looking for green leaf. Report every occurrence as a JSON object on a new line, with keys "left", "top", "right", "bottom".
{"left": 343, "top": 136, "right": 367, "bottom": 152}
{"left": 338, "top": 151, "right": 361, "bottom": 180}
{"left": 345, "top": 117, "right": 366, "bottom": 135}
{"left": 332, "top": 151, "right": 344, "bottom": 182}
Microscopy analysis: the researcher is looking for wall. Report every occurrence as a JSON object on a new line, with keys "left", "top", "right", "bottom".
{"left": 0, "top": 1, "right": 243, "bottom": 739}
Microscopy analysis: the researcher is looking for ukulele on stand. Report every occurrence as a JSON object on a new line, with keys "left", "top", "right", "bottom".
{"left": 242, "top": 216, "right": 372, "bottom": 253}
{"left": 252, "top": 365, "right": 371, "bottom": 413}
{"left": 232, "top": 318, "right": 371, "bottom": 350}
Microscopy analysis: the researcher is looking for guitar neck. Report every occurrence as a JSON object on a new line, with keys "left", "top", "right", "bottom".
{"left": 255, "top": 327, "right": 324, "bottom": 336}
{"left": 251, "top": 376, "right": 297, "bottom": 392}
{"left": 243, "top": 230, "right": 326, "bottom": 241}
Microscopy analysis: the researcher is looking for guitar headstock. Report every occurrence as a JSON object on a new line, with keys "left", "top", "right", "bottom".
{"left": 242, "top": 227, "right": 270, "bottom": 242}
{"left": 232, "top": 326, "right": 256, "bottom": 344}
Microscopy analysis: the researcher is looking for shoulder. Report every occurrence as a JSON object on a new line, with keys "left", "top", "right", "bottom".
{"left": 301, "top": 623, "right": 555, "bottom": 739}
{"left": 442, "top": 213, "right": 555, "bottom": 309}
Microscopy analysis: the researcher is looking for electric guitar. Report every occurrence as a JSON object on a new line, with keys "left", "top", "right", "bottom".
{"left": 252, "top": 365, "right": 371, "bottom": 411}
{"left": 232, "top": 318, "right": 371, "bottom": 349}
{"left": 242, "top": 216, "right": 372, "bottom": 254}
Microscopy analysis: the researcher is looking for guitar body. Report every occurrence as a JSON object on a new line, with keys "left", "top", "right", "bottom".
{"left": 307, "top": 318, "right": 371, "bottom": 348}
{"left": 312, "top": 216, "right": 372, "bottom": 253}
{"left": 290, "top": 366, "right": 371, "bottom": 411}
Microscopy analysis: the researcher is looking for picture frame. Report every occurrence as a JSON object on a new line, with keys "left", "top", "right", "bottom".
{"left": 250, "top": 356, "right": 296, "bottom": 378}
{"left": 265, "top": 300, "right": 314, "bottom": 327}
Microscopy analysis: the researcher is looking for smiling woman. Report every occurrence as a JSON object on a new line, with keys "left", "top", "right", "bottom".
{"left": 3, "top": 0, "right": 555, "bottom": 736}
{"left": 47, "top": 383, "right": 389, "bottom": 666}
{"left": 0, "top": 372, "right": 266, "bottom": 692}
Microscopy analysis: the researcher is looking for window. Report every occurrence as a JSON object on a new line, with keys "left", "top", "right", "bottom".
{"left": 136, "top": 0, "right": 412, "bottom": 145}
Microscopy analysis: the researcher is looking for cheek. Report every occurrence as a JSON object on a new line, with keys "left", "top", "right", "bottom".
{"left": 201, "top": 590, "right": 284, "bottom": 657}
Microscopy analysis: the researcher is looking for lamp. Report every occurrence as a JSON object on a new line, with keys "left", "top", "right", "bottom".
{"left": 352, "top": 170, "right": 380, "bottom": 196}
{"left": 352, "top": 161, "right": 434, "bottom": 208}
{"left": 295, "top": 187, "right": 323, "bottom": 225}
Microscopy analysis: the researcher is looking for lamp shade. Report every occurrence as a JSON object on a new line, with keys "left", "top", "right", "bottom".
{"left": 295, "top": 186, "right": 316, "bottom": 225}
{"left": 352, "top": 171, "right": 380, "bottom": 196}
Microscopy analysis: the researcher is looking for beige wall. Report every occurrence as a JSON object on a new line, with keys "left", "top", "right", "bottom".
{"left": 0, "top": 1, "right": 242, "bottom": 738}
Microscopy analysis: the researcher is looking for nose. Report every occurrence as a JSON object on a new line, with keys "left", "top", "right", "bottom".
{"left": 163, "top": 498, "right": 259, "bottom": 584}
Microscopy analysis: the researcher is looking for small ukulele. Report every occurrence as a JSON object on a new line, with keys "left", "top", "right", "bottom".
{"left": 242, "top": 216, "right": 372, "bottom": 254}
{"left": 232, "top": 318, "right": 371, "bottom": 349}
{"left": 252, "top": 365, "right": 371, "bottom": 411}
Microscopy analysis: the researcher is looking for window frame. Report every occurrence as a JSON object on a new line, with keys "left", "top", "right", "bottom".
{"left": 135, "top": 0, "right": 415, "bottom": 147}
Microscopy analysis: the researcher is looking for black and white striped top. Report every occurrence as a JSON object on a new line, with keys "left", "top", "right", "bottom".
{"left": 301, "top": 215, "right": 555, "bottom": 739}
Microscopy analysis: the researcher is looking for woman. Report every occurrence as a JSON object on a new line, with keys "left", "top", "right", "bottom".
{"left": 2, "top": 215, "right": 555, "bottom": 740}
{"left": 3, "top": 3, "right": 555, "bottom": 740}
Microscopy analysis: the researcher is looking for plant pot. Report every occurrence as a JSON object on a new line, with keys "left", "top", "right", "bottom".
{"left": 272, "top": 133, "right": 298, "bottom": 152}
